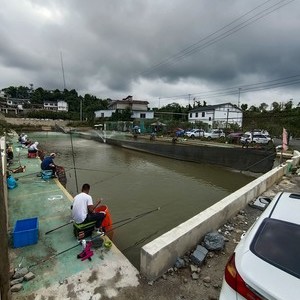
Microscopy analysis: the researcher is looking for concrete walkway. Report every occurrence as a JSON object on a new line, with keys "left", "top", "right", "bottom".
{"left": 7, "top": 138, "right": 139, "bottom": 299}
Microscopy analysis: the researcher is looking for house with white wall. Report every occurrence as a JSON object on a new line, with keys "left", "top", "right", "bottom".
{"left": 0, "top": 91, "right": 8, "bottom": 99}
{"left": 188, "top": 103, "right": 243, "bottom": 128}
{"left": 95, "top": 95, "right": 154, "bottom": 119}
{"left": 57, "top": 100, "right": 68, "bottom": 112}
{"left": 43, "top": 100, "right": 68, "bottom": 112}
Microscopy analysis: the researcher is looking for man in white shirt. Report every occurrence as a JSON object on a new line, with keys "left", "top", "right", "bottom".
{"left": 72, "top": 183, "right": 106, "bottom": 234}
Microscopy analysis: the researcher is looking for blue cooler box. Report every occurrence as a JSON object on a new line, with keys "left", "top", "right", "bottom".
{"left": 13, "top": 217, "right": 39, "bottom": 248}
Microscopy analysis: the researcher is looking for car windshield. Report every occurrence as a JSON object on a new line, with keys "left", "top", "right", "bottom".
{"left": 250, "top": 218, "right": 300, "bottom": 279}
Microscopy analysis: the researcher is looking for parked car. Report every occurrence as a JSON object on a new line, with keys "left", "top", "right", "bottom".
{"left": 227, "top": 132, "right": 244, "bottom": 144}
{"left": 204, "top": 129, "right": 225, "bottom": 139}
{"left": 240, "top": 132, "right": 273, "bottom": 145}
{"left": 184, "top": 129, "right": 205, "bottom": 139}
{"left": 220, "top": 191, "right": 300, "bottom": 300}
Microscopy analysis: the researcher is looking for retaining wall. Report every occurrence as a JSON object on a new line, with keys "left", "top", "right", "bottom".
{"left": 140, "top": 151, "right": 300, "bottom": 280}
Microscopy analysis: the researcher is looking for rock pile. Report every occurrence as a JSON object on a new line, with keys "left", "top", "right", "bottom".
{"left": 10, "top": 267, "right": 35, "bottom": 293}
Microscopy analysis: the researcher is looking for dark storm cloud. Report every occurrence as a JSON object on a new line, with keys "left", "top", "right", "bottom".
{"left": 1, "top": 0, "right": 299, "bottom": 106}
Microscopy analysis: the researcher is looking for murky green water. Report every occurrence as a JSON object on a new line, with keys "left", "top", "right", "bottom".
{"left": 30, "top": 132, "right": 254, "bottom": 268}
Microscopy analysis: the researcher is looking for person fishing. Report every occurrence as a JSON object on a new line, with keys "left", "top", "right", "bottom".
{"left": 41, "top": 152, "right": 57, "bottom": 177}
{"left": 72, "top": 183, "right": 106, "bottom": 235}
{"left": 28, "top": 141, "right": 39, "bottom": 154}
{"left": 7, "top": 171, "right": 18, "bottom": 189}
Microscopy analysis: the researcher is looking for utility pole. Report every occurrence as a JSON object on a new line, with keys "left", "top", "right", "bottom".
{"left": 60, "top": 51, "right": 66, "bottom": 90}
{"left": 238, "top": 88, "right": 241, "bottom": 108}
{"left": 80, "top": 98, "right": 83, "bottom": 122}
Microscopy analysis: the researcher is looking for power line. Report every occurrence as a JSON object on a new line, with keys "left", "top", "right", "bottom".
{"left": 152, "top": 74, "right": 300, "bottom": 104}
{"left": 140, "top": 0, "right": 294, "bottom": 77}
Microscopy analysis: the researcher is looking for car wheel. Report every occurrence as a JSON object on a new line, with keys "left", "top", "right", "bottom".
{"left": 191, "top": 135, "right": 195, "bottom": 139}
{"left": 207, "top": 136, "right": 212, "bottom": 140}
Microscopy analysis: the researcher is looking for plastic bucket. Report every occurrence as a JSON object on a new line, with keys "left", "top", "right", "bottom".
{"left": 95, "top": 205, "right": 113, "bottom": 229}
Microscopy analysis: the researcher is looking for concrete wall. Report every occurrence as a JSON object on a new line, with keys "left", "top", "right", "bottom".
{"left": 0, "top": 137, "right": 11, "bottom": 299}
{"left": 140, "top": 151, "right": 300, "bottom": 280}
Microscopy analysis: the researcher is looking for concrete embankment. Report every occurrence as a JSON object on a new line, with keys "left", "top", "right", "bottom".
{"left": 140, "top": 152, "right": 300, "bottom": 280}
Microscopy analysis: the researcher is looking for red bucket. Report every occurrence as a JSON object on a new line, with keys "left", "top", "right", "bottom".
{"left": 95, "top": 205, "right": 112, "bottom": 229}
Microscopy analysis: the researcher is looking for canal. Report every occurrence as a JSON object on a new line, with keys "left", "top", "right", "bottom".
{"left": 31, "top": 132, "right": 254, "bottom": 268}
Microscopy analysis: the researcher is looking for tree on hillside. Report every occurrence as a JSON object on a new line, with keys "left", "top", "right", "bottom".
{"left": 2, "top": 86, "right": 17, "bottom": 98}
{"left": 259, "top": 102, "right": 268, "bottom": 112}
{"left": 111, "top": 107, "right": 132, "bottom": 121}
{"left": 271, "top": 101, "right": 282, "bottom": 111}
{"left": 248, "top": 105, "right": 260, "bottom": 112}
{"left": 31, "top": 87, "right": 47, "bottom": 104}
{"left": 240, "top": 103, "right": 248, "bottom": 111}
{"left": 284, "top": 100, "right": 293, "bottom": 110}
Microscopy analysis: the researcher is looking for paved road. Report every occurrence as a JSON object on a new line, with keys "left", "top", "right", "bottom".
{"left": 273, "top": 137, "right": 300, "bottom": 151}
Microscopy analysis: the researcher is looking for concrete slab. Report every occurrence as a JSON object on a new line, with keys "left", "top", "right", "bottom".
{"left": 7, "top": 137, "right": 139, "bottom": 299}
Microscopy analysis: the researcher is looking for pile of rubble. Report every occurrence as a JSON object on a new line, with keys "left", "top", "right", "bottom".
{"left": 10, "top": 267, "right": 35, "bottom": 293}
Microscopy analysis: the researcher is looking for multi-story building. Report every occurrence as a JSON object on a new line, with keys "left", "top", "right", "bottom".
{"left": 95, "top": 95, "right": 154, "bottom": 119}
{"left": 188, "top": 102, "right": 243, "bottom": 128}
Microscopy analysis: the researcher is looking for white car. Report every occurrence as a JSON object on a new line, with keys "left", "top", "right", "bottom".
{"left": 220, "top": 192, "right": 300, "bottom": 300}
{"left": 240, "top": 133, "right": 273, "bottom": 145}
{"left": 184, "top": 129, "right": 205, "bottom": 139}
{"left": 204, "top": 129, "right": 225, "bottom": 139}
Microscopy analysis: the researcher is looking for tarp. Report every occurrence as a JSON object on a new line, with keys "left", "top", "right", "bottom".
{"left": 150, "top": 121, "right": 166, "bottom": 126}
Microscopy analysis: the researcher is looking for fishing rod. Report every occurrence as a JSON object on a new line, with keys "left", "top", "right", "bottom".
{"left": 104, "top": 207, "right": 161, "bottom": 234}
{"left": 122, "top": 230, "right": 159, "bottom": 252}
{"left": 242, "top": 151, "right": 277, "bottom": 172}
{"left": 69, "top": 130, "right": 79, "bottom": 194}
{"left": 45, "top": 205, "right": 160, "bottom": 235}
{"left": 29, "top": 206, "right": 161, "bottom": 269}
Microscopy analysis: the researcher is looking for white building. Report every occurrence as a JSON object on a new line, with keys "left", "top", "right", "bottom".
{"left": 43, "top": 100, "right": 68, "bottom": 112}
{"left": 0, "top": 91, "right": 7, "bottom": 99}
{"left": 188, "top": 103, "right": 243, "bottom": 128}
{"left": 57, "top": 100, "right": 68, "bottom": 112}
{"left": 95, "top": 95, "right": 154, "bottom": 119}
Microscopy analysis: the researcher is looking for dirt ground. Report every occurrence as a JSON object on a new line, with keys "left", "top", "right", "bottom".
{"left": 111, "top": 173, "right": 300, "bottom": 300}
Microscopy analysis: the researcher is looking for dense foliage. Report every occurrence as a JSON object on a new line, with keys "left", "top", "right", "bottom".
{"left": 1, "top": 86, "right": 300, "bottom": 137}
{"left": 1, "top": 86, "right": 109, "bottom": 121}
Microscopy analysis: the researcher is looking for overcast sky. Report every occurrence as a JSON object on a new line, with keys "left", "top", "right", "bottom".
{"left": 1, "top": 0, "right": 300, "bottom": 108}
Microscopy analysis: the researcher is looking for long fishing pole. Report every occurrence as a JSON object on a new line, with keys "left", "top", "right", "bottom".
{"left": 45, "top": 205, "right": 159, "bottom": 235}
{"left": 69, "top": 130, "right": 79, "bottom": 194}
{"left": 105, "top": 207, "right": 161, "bottom": 234}
{"left": 122, "top": 230, "right": 159, "bottom": 252}
{"left": 29, "top": 206, "right": 161, "bottom": 269}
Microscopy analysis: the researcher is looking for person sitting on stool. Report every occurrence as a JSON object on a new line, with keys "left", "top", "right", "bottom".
{"left": 28, "top": 142, "right": 39, "bottom": 154}
{"left": 41, "top": 152, "right": 57, "bottom": 177}
{"left": 72, "top": 183, "right": 106, "bottom": 235}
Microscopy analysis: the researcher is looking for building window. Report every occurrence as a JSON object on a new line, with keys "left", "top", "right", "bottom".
{"left": 140, "top": 113, "right": 146, "bottom": 118}
{"left": 101, "top": 113, "right": 104, "bottom": 118}
{"left": 209, "top": 117, "right": 211, "bottom": 121}
{"left": 195, "top": 112, "right": 198, "bottom": 118}
{"left": 202, "top": 112, "right": 205, "bottom": 117}
{"left": 189, "top": 113, "right": 192, "bottom": 118}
